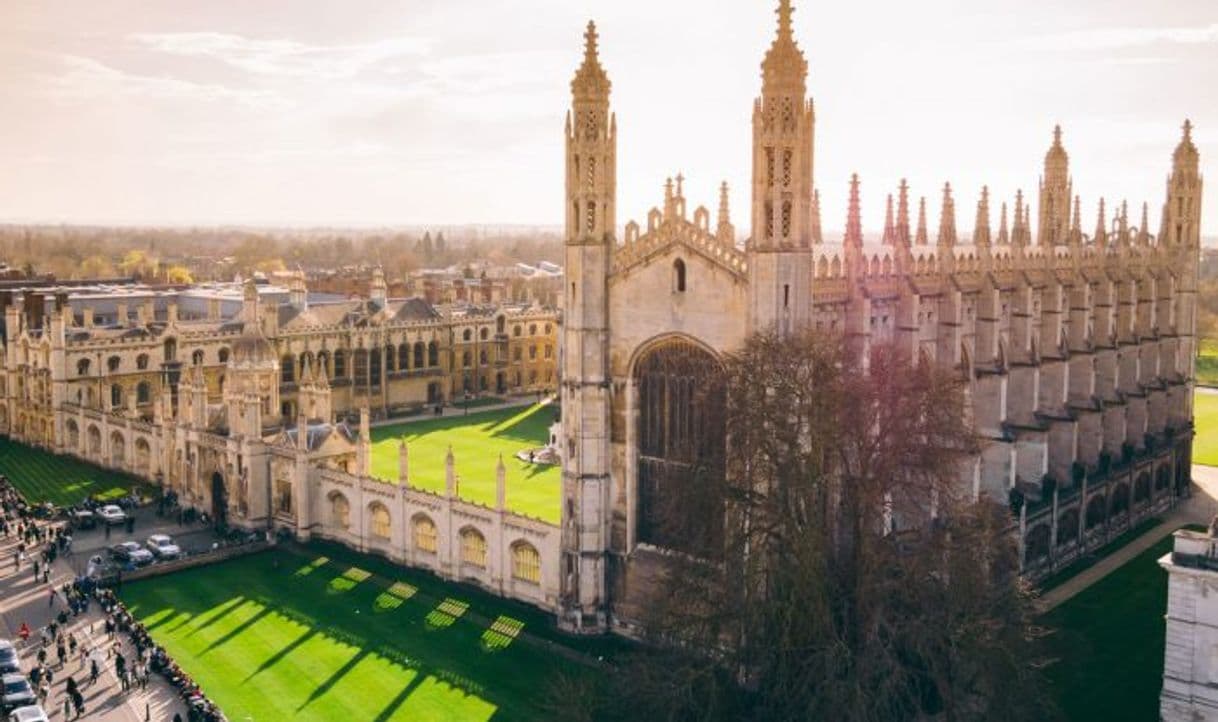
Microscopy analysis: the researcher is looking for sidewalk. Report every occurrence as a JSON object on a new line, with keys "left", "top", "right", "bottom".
{"left": 1035, "top": 464, "right": 1218, "bottom": 613}
{"left": 0, "top": 523, "right": 187, "bottom": 721}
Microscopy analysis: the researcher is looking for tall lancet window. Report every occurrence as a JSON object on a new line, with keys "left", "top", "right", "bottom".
{"left": 673, "top": 259, "right": 687, "bottom": 293}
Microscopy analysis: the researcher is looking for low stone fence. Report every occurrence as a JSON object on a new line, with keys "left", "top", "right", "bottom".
{"left": 122, "top": 541, "right": 271, "bottom": 582}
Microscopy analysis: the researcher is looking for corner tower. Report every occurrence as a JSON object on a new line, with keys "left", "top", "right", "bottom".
{"left": 559, "top": 21, "right": 614, "bottom": 633}
{"left": 1037, "top": 126, "right": 1072, "bottom": 245}
{"left": 748, "top": 0, "right": 817, "bottom": 334}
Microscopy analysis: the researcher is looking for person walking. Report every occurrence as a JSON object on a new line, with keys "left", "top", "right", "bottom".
{"left": 17, "top": 622, "right": 30, "bottom": 644}
{"left": 48, "top": 586, "right": 56, "bottom": 607}
{"left": 61, "top": 695, "right": 71, "bottom": 720}
{"left": 32, "top": 558, "right": 39, "bottom": 581}
{"left": 88, "top": 657, "right": 99, "bottom": 686}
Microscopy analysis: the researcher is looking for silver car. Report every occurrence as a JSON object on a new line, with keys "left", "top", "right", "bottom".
{"left": 146, "top": 534, "right": 181, "bottom": 560}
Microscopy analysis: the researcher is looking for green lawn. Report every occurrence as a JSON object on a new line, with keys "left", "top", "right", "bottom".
{"left": 1040, "top": 528, "right": 1196, "bottom": 721}
{"left": 370, "top": 404, "right": 560, "bottom": 524}
{"left": 1195, "top": 391, "right": 1218, "bottom": 466}
{"left": 121, "top": 543, "right": 592, "bottom": 722}
{"left": 0, "top": 436, "right": 149, "bottom": 506}
{"left": 1197, "top": 338, "right": 1218, "bottom": 386}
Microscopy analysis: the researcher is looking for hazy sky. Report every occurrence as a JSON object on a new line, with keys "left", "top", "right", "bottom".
{"left": 1, "top": 0, "right": 1215, "bottom": 235}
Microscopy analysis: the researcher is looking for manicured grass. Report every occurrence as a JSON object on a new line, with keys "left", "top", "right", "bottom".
{"left": 1197, "top": 338, "right": 1218, "bottom": 386}
{"left": 1040, "top": 526, "right": 1201, "bottom": 722}
{"left": 369, "top": 404, "right": 560, "bottom": 523}
{"left": 121, "top": 543, "right": 591, "bottom": 722}
{"left": 0, "top": 436, "right": 149, "bottom": 506}
{"left": 1194, "top": 391, "right": 1218, "bottom": 466}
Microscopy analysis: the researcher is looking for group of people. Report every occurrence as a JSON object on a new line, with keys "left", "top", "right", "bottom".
{"left": 95, "top": 588, "right": 227, "bottom": 722}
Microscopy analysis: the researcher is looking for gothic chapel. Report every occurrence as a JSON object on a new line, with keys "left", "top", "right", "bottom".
{"left": 558, "top": 1, "right": 1202, "bottom": 633}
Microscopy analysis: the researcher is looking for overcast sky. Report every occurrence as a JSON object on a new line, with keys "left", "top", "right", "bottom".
{"left": 0, "top": 0, "right": 1214, "bottom": 235}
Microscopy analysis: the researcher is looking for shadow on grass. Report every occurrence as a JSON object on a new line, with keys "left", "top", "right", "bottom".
{"left": 297, "top": 648, "right": 371, "bottom": 711}
{"left": 201, "top": 605, "right": 275, "bottom": 655}
{"left": 242, "top": 628, "right": 319, "bottom": 682}
{"left": 372, "top": 674, "right": 427, "bottom": 722}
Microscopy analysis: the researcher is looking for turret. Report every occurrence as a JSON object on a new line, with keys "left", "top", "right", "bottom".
{"left": 1163, "top": 119, "right": 1202, "bottom": 248}
{"left": 973, "top": 186, "right": 991, "bottom": 249}
{"left": 915, "top": 197, "right": 929, "bottom": 246}
{"left": 747, "top": 0, "right": 816, "bottom": 335}
{"left": 716, "top": 181, "right": 735, "bottom": 244}
{"left": 1038, "top": 125, "right": 1072, "bottom": 245}
{"left": 937, "top": 182, "right": 957, "bottom": 253}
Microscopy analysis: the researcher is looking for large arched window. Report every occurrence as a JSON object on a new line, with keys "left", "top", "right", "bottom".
{"left": 333, "top": 350, "right": 347, "bottom": 378}
{"left": 330, "top": 493, "right": 350, "bottom": 529}
{"left": 76, "top": 359, "right": 90, "bottom": 376}
{"left": 136, "top": 353, "right": 150, "bottom": 370}
{"left": 136, "top": 381, "right": 151, "bottom": 405}
{"left": 511, "top": 541, "right": 541, "bottom": 584}
{"left": 398, "top": 343, "right": 410, "bottom": 370}
{"left": 673, "top": 258, "right": 687, "bottom": 292}
{"left": 369, "top": 503, "right": 391, "bottom": 540}
{"left": 635, "top": 338, "right": 726, "bottom": 554}
{"left": 413, "top": 514, "right": 437, "bottom": 553}
{"left": 191, "top": 349, "right": 205, "bottom": 366}
{"left": 413, "top": 342, "right": 425, "bottom": 369}
{"left": 217, "top": 348, "right": 230, "bottom": 364}
{"left": 460, "top": 528, "right": 487, "bottom": 567}
{"left": 463, "top": 329, "right": 472, "bottom": 342}
{"left": 427, "top": 341, "right": 439, "bottom": 367}
{"left": 110, "top": 384, "right": 123, "bottom": 408}
{"left": 282, "top": 355, "right": 295, "bottom": 383}
{"left": 107, "top": 356, "right": 121, "bottom": 373}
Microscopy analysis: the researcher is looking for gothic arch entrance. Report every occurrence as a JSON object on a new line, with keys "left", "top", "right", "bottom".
{"left": 634, "top": 337, "right": 725, "bottom": 554}
{"left": 211, "top": 472, "right": 228, "bottom": 528}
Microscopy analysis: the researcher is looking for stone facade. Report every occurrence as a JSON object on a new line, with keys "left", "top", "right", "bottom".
{"left": 1161, "top": 528, "right": 1218, "bottom": 721}
{"left": 0, "top": 274, "right": 563, "bottom": 611}
{"left": 557, "top": 1, "right": 1201, "bottom": 633}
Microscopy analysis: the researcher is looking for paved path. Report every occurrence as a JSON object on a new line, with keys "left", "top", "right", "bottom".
{"left": 0, "top": 518, "right": 188, "bottom": 721}
{"left": 1035, "top": 464, "right": 1218, "bottom": 613}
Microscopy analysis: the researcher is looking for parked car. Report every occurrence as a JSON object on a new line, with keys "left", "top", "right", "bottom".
{"left": 68, "top": 509, "right": 96, "bottom": 530}
{"left": 8, "top": 705, "right": 50, "bottom": 722}
{"left": 96, "top": 505, "right": 125, "bottom": 525}
{"left": 146, "top": 534, "right": 181, "bottom": 560}
{"left": 109, "top": 542, "right": 153, "bottom": 567}
{"left": 0, "top": 674, "right": 34, "bottom": 713}
{"left": 0, "top": 641, "right": 17, "bottom": 675}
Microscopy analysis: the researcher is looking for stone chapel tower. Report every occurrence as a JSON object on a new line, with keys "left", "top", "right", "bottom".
{"left": 1037, "top": 126, "right": 1072, "bottom": 245}
{"left": 559, "top": 21, "right": 615, "bottom": 632}
{"left": 748, "top": 0, "right": 817, "bottom": 334}
{"left": 1163, "top": 120, "right": 1204, "bottom": 383}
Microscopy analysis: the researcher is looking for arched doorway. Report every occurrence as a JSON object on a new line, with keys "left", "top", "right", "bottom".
{"left": 211, "top": 472, "right": 228, "bottom": 528}
{"left": 634, "top": 337, "right": 725, "bottom": 554}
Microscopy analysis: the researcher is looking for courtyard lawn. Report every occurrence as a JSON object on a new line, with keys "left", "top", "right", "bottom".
{"left": 1197, "top": 338, "right": 1218, "bottom": 387}
{"left": 0, "top": 436, "right": 149, "bottom": 506}
{"left": 369, "top": 403, "right": 560, "bottom": 524}
{"left": 121, "top": 543, "right": 592, "bottom": 722}
{"left": 1040, "top": 528, "right": 1198, "bottom": 722}
{"left": 1195, "top": 390, "right": 1218, "bottom": 466}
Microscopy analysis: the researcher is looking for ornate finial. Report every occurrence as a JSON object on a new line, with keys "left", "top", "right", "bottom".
{"left": 675, "top": 173, "right": 685, "bottom": 198}
{"left": 938, "top": 182, "right": 957, "bottom": 247}
{"left": 896, "top": 179, "right": 910, "bottom": 246}
{"left": 973, "top": 186, "right": 991, "bottom": 247}
{"left": 572, "top": 20, "right": 610, "bottom": 97}
{"left": 997, "top": 202, "right": 1009, "bottom": 244}
{"left": 718, "top": 181, "right": 730, "bottom": 223}
{"left": 584, "top": 20, "right": 599, "bottom": 62}
{"left": 845, "top": 174, "right": 862, "bottom": 247}
{"left": 1137, "top": 202, "right": 1151, "bottom": 245}
{"left": 1053, "top": 124, "right": 1062, "bottom": 146}
{"left": 811, "top": 188, "right": 823, "bottom": 244}
{"left": 1184, "top": 118, "right": 1193, "bottom": 142}
{"left": 882, "top": 194, "right": 895, "bottom": 245}
{"left": 915, "top": 197, "right": 928, "bottom": 245}
{"left": 777, "top": 0, "right": 794, "bottom": 41}
{"left": 1094, "top": 198, "right": 1108, "bottom": 245}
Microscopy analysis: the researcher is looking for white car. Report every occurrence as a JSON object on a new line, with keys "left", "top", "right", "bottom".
{"left": 146, "top": 534, "right": 181, "bottom": 559}
{"left": 8, "top": 705, "right": 50, "bottom": 722}
{"left": 96, "top": 505, "right": 126, "bottom": 525}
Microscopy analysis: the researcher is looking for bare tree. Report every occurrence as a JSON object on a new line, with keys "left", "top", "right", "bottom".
{"left": 551, "top": 330, "right": 1054, "bottom": 722}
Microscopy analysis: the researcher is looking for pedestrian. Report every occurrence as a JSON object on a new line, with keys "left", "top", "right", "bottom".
{"left": 42, "top": 566, "right": 49, "bottom": 583}
{"left": 71, "top": 689, "right": 84, "bottom": 719}
{"left": 48, "top": 586, "right": 56, "bottom": 607}
{"left": 62, "top": 695, "right": 71, "bottom": 720}
{"left": 56, "top": 642, "right": 65, "bottom": 668}
{"left": 88, "top": 658, "right": 98, "bottom": 686}
{"left": 17, "top": 622, "right": 30, "bottom": 643}
{"left": 33, "top": 558, "right": 39, "bottom": 580}
{"left": 68, "top": 633, "right": 77, "bottom": 657}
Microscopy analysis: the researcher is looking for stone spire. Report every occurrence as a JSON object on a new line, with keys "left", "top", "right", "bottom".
{"left": 716, "top": 181, "right": 735, "bottom": 242}
{"left": 572, "top": 21, "right": 610, "bottom": 100}
{"left": 844, "top": 174, "right": 863, "bottom": 248}
{"left": 1137, "top": 202, "right": 1151, "bottom": 246}
{"left": 1039, "top": 124, "right": 1072, "bottom": 245}
{"left": 1163, "top": 119, "right": 1202, "bottom": 247}
{"left": 762, "top": 0, "right": 808, "bottom": 92}
{"left": 663, "top": 176, "right": 676, "bottom": 220}
{"left": 1117, "top": 200, "right": 1131, "bottom": 246}
{"left": 1174, "top": 118, "right": 1200, "bottom": 172}
{"left": 811, "top": 189, "right": 823, "bottom": 244}
{"left": 1012, "top": 190, "right": 1027, "bottom": 246}
{"left": 997, "top": 202, "right": 1009, "bottom": 245}
{"left": 896, "top": 180, "right": 911, "bottom": 246}
{"left": 882, "top": 193, "right": 895, "bottom": 245}
{"left": 1068, "top": 195, "right": 1083, "bottom": 246}
{"left": 915, "top": 197, "right": 929, "bottom": 246}
{"left": 973, "top": 186, "right": 991, "bottom": 247}
{"left": 937, "top": 182, "right": 957, "bottom": 248}
{"left": 1094, "top": 198, "right": 1108, "bottom": 246}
